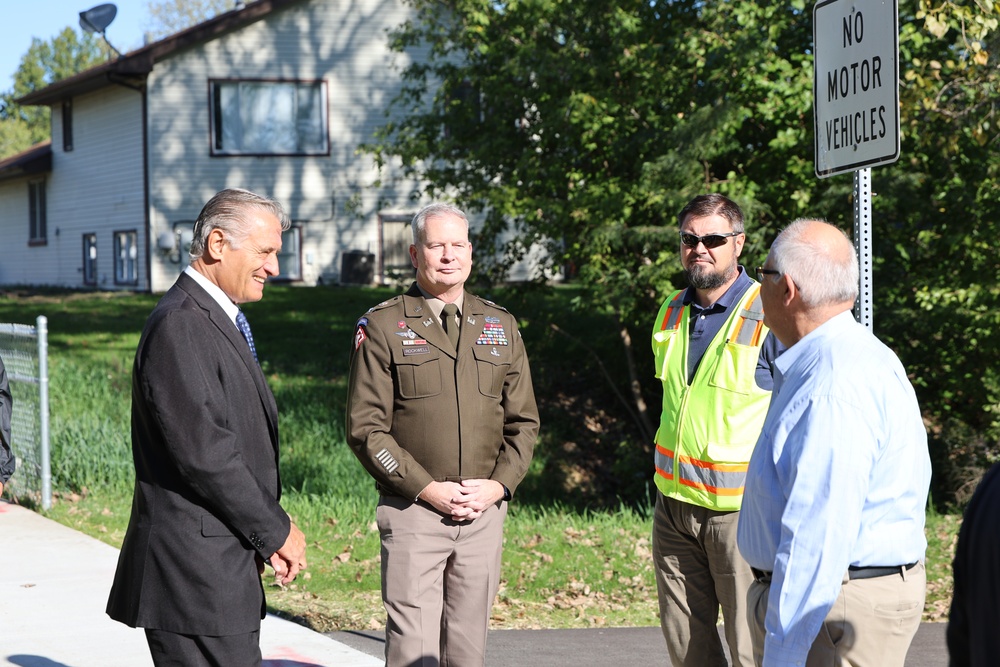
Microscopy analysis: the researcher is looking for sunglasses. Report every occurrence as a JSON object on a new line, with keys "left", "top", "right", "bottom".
{"left": 680, "top": 231, "right": 742, "bottom": 249}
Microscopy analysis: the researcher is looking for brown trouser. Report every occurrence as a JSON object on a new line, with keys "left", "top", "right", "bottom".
{"left": 747, "top": 561, "right": 925, "bottom": 666}
{"left": 652, "top": 492, "right": 755, "bottom": 667}
{"left": 378, "top": 495, "right": 507, "bottom": 667}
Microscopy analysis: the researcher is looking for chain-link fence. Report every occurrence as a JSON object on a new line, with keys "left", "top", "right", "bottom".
{"left": 0, "top": 316, "right": 50, "bottom": 509}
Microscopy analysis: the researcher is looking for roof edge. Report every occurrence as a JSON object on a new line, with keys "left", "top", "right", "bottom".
{"left": 17, "top": 0, "right": 303, "bottom": 106}
{"left": 0, "top": 141, "right": 53, "bottom": 182}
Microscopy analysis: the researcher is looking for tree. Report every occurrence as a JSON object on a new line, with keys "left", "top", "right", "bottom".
{"left": 367, "top": 0, "right": 833, "bottom": 501}
{"left": 0, "top": 28, "right": 106, "bottom": 159}
{"left": 874, "top": 0, "right": 1000, "bottom": 504}
{"left": 369, "top": 0, "right": 1000, "bottom": 506}
{"left": 143, "top": 0, "right": 231, "bottom": 40}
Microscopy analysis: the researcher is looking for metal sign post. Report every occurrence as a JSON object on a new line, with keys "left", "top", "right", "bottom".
{"left": 814, "top": 0, "right": 899, "bottom": 329}
{"left": 853, "top": 169, "right": 873, "bottom": 328}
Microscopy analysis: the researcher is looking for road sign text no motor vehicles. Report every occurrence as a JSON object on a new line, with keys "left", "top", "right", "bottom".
{"left": 813, "top": 0, "right": 899, "bottom": 177}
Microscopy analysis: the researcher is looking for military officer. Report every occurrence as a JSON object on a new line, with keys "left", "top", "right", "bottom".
{"left": 346, "top": 202, "right": 539, "bottom": 667}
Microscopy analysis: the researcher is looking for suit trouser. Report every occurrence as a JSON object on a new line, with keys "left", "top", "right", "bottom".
{"left": 747, "top": 561, "right": 925, "bottom": 667}
{"left": 378, "top": 495, "right": 507, "bottom": 667}
{"left": 652, "top": 492, "right": 755, "bottom": 667}
{"left": 144, "top": 628, "right": 261, "bottom": 667}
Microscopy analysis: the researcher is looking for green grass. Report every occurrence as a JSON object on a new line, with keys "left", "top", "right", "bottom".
{"left": 0, "top": 285, "right": 959, "bottom": 629}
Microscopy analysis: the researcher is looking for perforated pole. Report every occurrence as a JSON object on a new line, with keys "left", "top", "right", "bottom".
{"left": 37, "top": 315, "right": 50, "bottom": 510}
{"left": 853, "top": 168, "right": 874, "bottom": 329}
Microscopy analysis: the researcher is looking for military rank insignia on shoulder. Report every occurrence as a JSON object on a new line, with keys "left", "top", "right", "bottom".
{"left": 367, "top": 295, "right": 403, "bottom": 313}
{"left": 477, "top": 296, "right": 510, "bottom": 314}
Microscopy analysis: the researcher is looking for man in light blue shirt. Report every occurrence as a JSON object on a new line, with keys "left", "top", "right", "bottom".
{"left": 737, "top": 219, "right": 931, "bottom": 667}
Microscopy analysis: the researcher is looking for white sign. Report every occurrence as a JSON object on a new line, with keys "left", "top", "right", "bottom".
{"left": 813, "top": 0, "right": 899, "bottom": 178}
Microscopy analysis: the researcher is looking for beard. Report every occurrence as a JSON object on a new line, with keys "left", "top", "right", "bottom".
{"left": 685, "top": 259, "right": 738, "bottom": 290}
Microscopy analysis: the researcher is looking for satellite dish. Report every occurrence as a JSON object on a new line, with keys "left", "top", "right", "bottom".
{"left": 79, "top": 3, "right": 117, "bottom": 35}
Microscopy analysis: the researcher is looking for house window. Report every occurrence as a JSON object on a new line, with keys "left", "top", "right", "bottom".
{"left": 210, "top": 80, "right": 328, "bottom": 155}
{"left": 276, "top": 226, "right": 302, "bottom": 281}
{"left": 82, "top": 234, "right": 97, "bottom": 286}
{"left": 114, "top": 230, "right": 138, "bottom": 285}
{"left": 379, "top": 213, "right": 415, "bottom": 282}
{"left": 62, "top": 99, "right": 73, "bottom": 152}
{"left": 444, "top": 79, "right": 482, "bottom": 139}
{"left": 28, "top": 180, "right": 47, "bottom": 246}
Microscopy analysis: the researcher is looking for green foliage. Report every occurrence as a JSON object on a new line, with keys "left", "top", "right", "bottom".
{"left": 143, "top": 0, "right": 231, "bottom": 41}
{"left": 369, "top": 0, "right": 1000, "bottom": 507}
{"left": 875, "top": 0, "right": 1000, "bottom": 504}
{"left": 5, "top": 286, "right": 958, "bottom": 628}
{"left": 0, "top": 28, "right": 107, "bottom": 159}
{"left": 369, "top": 0, "right": 826, "bottom": 322}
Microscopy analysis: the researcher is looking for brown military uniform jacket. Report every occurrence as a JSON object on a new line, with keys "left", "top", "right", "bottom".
{"left": 346, "top": 282, "right": 539, "bottom": 501}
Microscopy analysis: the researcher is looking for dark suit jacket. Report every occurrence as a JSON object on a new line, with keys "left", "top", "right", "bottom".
{"left": 948, "top": 461, "right": 1000, "bottom": 667}
{"left": 106, "top": 272, "right": 290, "bottom": 636}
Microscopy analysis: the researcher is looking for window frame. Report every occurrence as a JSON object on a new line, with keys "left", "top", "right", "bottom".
{"left": 82, "top": 233, "right": 97, "bottom": 286}
{"left": 274, "top": 225, "right": 303, "bottom": 282}
{"left": 112, "top": 229, "right": 139, "bottom": 286}
{"left": 208, "top": 78, "right": 330, "bottom": 157}
{"left": 28, "top": 179, "right": 47, "bottom": 246}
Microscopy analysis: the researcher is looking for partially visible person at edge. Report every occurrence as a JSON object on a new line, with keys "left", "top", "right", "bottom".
{"left": 947, "top": 461, "right": 1000, "bottom": 667}
{"left": 346, "top": 202, "right": 539, "bottom": 667}
{"left": 0, "top": 353, "right": 12, "bottom": 495}
{"left": 650, "top": 193, "right": 783, "bottom": 667}
{"left": 737, "top": 219, "right": 930, "bottom": 667}
{"left": 106, "top": 188, "right": 307, "bottom": 666}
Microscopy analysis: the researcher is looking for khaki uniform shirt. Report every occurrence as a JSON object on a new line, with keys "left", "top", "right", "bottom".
{"left": 347, "top": 283, "right": 539, "bottom": 501}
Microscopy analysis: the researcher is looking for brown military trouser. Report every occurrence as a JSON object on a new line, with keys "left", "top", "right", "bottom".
{"left": 747, "top": 561, "right": 925, "bottom": 666}
{"left": 652, "top": 492, "right": 755, "bottom": 667}
{"left": 377, "top": 495, "right": 507, "bottom": 667}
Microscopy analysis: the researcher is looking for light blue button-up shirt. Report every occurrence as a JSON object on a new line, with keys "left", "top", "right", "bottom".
{"left": 737, "top": 311, "right": 931, "bottom": 666}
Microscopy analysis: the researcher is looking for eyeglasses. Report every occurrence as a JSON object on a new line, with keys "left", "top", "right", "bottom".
{"left": 756, "top": 266, "right": 781, "bottom": 282}
{"left": 680, "top": 231, "right": 742, "bottom": 249}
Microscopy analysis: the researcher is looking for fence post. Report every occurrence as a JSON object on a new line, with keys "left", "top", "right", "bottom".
{"left": 37, "top": 316, "right": 50, "bottom": 510}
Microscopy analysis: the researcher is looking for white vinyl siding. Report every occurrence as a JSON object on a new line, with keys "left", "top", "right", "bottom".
{"left": 145, "top": 0, "right": 423, "bottom": 291}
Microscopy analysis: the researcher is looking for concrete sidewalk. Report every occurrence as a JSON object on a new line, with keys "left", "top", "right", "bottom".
{"left": 0, "top": 501, "right": 379, "bottom": 667}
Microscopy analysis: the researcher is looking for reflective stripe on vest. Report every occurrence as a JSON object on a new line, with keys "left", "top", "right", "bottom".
{"left": 655, "top": 447, "right": 748, "bottom": 497}
{"left": 729, "top": 288, "right": 765, "bottom": 346}
{"left": 659, "top": 292, "right": 686, "bottom": 332}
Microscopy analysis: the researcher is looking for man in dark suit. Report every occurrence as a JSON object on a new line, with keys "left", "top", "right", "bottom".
{"left": 948, "top": 461, "right": 1000, "bottom": 667}
{"left": 107, "top": 188, "right": 307, "bottom": 666}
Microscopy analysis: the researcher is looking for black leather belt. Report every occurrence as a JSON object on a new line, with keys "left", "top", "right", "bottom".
{"left": 751, "top": 562, "right": 917, "bottom": 584}
{"left": 847, "top": 562, "right": 919, "bottom": 580}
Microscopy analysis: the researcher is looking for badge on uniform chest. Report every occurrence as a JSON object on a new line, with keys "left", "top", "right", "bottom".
{"left": 476, "top": 322, "right": 509, "bottom": 346}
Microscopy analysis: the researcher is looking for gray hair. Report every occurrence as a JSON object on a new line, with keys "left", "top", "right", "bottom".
{"left": 770, "top": 219, "right": 859, "bottom": 307}
{"left": 411, "top": 203, "right": 470, "bottom": 244}
{"left": 189, "top": 188, "right": 290, "bottom": 260}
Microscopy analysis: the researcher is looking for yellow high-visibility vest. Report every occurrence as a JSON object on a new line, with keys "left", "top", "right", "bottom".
{"left": 651, "top": 285, "right": 771, "bottom": 511}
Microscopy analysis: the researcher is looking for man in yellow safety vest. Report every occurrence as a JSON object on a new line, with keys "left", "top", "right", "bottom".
{"left": 650, "top": 193, "right": 782, "bottom": 667}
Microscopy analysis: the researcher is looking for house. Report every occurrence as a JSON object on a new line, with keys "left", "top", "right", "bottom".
{"left": 0, "top": 0, "right": 431, "bottom": 291}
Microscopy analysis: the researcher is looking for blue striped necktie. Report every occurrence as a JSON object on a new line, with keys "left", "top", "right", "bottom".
{"left": 235, "top": 311, "right": 258, "bottom": 363}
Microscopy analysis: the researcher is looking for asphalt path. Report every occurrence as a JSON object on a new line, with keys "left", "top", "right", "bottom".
{"left": 327, "top": 622, "right": 950, "bottom": 666}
